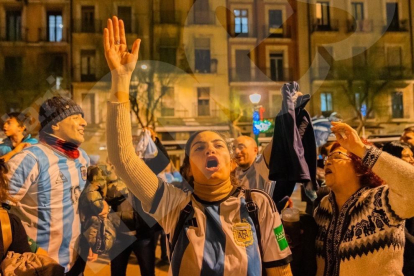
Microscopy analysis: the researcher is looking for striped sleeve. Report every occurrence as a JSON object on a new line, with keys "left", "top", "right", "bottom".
{"left": 253, "top": 191, "right": 293, "bottom": 267}
{"left": 142, "top": 180, "right": 191, "bottom": 235}
{"left": 6, "top": 151, "right": 39, "bottom": 202}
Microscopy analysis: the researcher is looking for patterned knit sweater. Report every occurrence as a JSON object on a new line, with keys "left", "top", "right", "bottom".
{"left": 313, "top": 151, "right": 414, "bottom": 276}
{"left": 315, "top": 185, "right": 406, "bottom": 276}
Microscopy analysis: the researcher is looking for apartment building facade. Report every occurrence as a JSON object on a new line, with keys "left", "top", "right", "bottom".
{"left": 226, "top": 0, "right": 300, "bottom": 138}
{"left": 305, "top": 0, "right": 414, "bottom": 135}
{"left": 0, "top": 0, "right": 71, "bottom": 116}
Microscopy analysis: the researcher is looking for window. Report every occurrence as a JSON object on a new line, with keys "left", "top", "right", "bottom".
{"left": 82, "top": 93, "right": 96, "bottom": 124}
{"left": 234, "top": 9, "right": 248, "bottom": 36}
{"left": 391, "top": 91, "right": 404, "bottom": 118}
{"left": 387, "top": 46, "right": 402, "bottom": 68}
{"left": 47, "top": 55, "right": 64, "bottom": 88}
{"left": 161, "top": 87, "right": 175, "bottom": 117}
{"left": 81, "top": 50, "right": 96, "bottom": 82}
{"left": 386, "top": 3, "right": 399, "bottom": 30}
{"left": 195, "top": 38, "right": 211, "bottom": 73}
{"left": 159, "top": 47, "right": 177, "bottom": 66}
{"left": 4, "top": 57, "right": 22, "bottom": 80}
{"left": 81, "top": 6, "right": 95, "bottom": 33}
{"left": 160, "top": 0, "right": 176, "bottom": 24}
{"left": 271, "top": 94, "right": 282, "bottom": 117}
{"left": 269, "top": 10, "right": 283, "bottom": 37}
{"left": 351, "top": 2, "right": 364, "bottom": 20}
{"left": 270, "top": 53, "right": 284, "bottom": 81}
{"left": 48, "top": 12, "right": 63, "bottom": 42}
{"left": 316, "top": 2, "right": 330, "bottom": 27}
{"left": 320, "top": 92, "right": 333, "bottom": 116}
{"left": 197, "top": 87, "right": 210, "bottom": 116}
{"left": 6, "top": 10, "right": 21, "bottom": 41}
{"left": 235, "top": 50, "right": 251, "bottom": 81}
{"left": 352, "top": 47, "right": 366, "bottom": 68}
{"left": 193, "top": 0, "right": 210, "bottom": 24}
{"left": 318, "top": 46, "right": 334, "bottom": 78}
{"left": 118, "top": 6, "right": 132, "bottom": 33}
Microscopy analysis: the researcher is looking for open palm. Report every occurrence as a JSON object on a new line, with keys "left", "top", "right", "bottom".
{"left": 103, "top": 16, "right": 140, "bottom": 75}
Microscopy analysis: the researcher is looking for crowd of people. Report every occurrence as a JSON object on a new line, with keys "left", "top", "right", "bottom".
{"left": 0, "top": 15, "right": 413, "bottom": 276}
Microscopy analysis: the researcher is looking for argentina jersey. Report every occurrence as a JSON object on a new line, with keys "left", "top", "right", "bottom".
{"left": 6, "top": 143, "right": 89, "bottom": 272}
{"left": 145, "top": 181, "right": 292, "bottom": 276}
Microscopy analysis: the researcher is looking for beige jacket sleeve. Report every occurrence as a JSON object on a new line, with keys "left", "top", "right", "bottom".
{"left": 106, "top": 101, "right": 159, "bottom": 209}
{"left": 372, "top": 151, "right": 414, "bottom": 219}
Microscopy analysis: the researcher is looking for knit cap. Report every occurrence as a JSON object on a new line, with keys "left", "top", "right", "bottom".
{"left": 39, "top": 96, "right": 84, "bottom": 130}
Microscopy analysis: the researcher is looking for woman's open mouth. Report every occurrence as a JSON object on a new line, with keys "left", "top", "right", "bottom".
{"left": 206, "top": 156, "right": 220, "bottom": 172}
{"left": 325, "top": 168, "right": 333, "bottom": 175}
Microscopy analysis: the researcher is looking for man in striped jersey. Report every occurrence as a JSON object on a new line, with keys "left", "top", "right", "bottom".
{"left": 6, "top": 96, "right": 91, "bottom": 275}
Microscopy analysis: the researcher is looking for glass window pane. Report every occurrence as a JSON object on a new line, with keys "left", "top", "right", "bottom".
{"left": 234, "top": 10, "right": 240, "bottom": 16}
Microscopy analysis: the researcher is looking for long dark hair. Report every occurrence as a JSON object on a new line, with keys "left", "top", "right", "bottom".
{"left": 180, "top": 131, "right": 239, "bottom": 188}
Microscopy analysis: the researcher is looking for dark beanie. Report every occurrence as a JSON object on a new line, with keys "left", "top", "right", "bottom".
{"left": 39, "top": 96, "right": 84, "bottom": 130}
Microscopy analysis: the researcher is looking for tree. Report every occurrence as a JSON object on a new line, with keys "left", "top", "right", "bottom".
{"left": 333, "top": 60, "right": 407, "bottom": 135}
{"left": 129, "top": 61, "right": 182, "bottom": 128}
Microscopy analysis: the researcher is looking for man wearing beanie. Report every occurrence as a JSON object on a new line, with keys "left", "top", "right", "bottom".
{"left": 5, "top": 96, "right": 91, "bottom": 275}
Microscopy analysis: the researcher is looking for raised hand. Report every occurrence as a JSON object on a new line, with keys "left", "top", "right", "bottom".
{"left": 331, "top": 122, "right": 366, "bottom": 158}
{"left": 103, "top": 16, "right": 140, "bottom": 76}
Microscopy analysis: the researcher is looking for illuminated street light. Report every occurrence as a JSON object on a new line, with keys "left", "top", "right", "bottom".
{"left": 249, "top": 93, "right": 261, "bottom": 104}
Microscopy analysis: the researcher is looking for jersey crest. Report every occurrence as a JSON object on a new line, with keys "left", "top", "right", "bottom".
{"left": 233, "top": 219, "right": 253, "bottom": 247}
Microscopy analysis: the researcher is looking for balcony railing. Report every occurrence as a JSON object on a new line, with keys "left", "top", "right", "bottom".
{"left": 384, "top": 20, "right": 408, "bottom": 32}
{"left": 311, "top": 67, "right": 337, "bottom": 80}
{"left": 263, "top": 24, "right": 292, "bottom": 38}
{"left": 380, "top": 66, "right": 411, "bottom": 80}
{"left": 38, "top": 27, "right": 69, "bottom": 42}
{"left": 154, "top": 10, "right": 182, "bottom": 25}
{"left": 311, "top": 66, "right": 412, "bottom": 81}
{"left": 186, "top": 11, "right": 216, "bottom": 25}
{"left": 73, "top": 19, "right": 102, "bottom": 33}
{"left": 347, "top": 19, "right": 373, "bottom": 32}
{"left": 311, "top": 19, "right": 339, "bottom": 32}
{"left": 0, "top": 27, "right": 26, "bottom": 42}
{"left": 229, "top": 68, "right": 293, "bottom": 82}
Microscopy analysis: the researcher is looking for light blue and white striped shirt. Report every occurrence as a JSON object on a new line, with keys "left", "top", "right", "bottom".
{"left": 146, "top": 181, "right": 292, "bottom": 276}
{"left": 6, "top": 143, "right": 89, "bottom": 272}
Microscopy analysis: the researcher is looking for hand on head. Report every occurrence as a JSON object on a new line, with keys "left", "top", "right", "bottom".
{"left": 330, "top": 122, "right": 366, "bottom": 158}
{"left": 103, "top": 16, "right": 140, "bottom": 76}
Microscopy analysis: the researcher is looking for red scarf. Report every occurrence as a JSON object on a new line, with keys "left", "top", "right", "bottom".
{"left": 40, "top": 133, "right": 80, "bottom": 159}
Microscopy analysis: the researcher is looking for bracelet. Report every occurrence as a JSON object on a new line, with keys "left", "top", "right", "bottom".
{"left": 362, "top": 146, "right": 382, "bottom": 169}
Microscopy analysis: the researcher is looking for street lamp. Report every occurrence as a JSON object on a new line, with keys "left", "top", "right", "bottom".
{"left": 250, "top": 93, "right": 262, "bottom": 145}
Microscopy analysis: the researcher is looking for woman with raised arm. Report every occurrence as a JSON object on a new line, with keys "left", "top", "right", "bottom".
{"left": 314, "top": 121, "right": 414, "bottom": 276}
{"left": 104, "top": 16, "right": 293, "bottom": 276}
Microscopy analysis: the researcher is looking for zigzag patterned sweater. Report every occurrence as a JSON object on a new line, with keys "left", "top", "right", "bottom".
{"left": 314, "top": 151, "right": 414, "bottom": 276}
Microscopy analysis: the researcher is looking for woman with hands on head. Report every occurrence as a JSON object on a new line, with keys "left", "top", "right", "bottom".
{"left": 314, "top": 121, "right": 414, "bottom": 276}
{"left": 104, "top": 16, "right": 293, "bottom": 276}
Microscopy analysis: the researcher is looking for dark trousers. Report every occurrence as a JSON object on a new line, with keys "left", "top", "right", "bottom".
{"left": 110, "top": 234, "right": 155, "bottom": 276}
{"left": 153, "top": 230, "right": 168, "bottom": 260}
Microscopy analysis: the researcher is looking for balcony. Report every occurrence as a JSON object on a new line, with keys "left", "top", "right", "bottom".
{"left": 380, "top": 67, "right": 411, "bottom": 80}
{"left": 186, "top": 11, "right": 216, "bottom": 25}
{"left": 347, "top": 19, "right": 373, "bottom": 33}
{"left": 73, "top": 19, "right": 102, "bottom": 33}
{"left": 311, "top": 19, "right": 339, "bottom": 32}
{"left": 0, "top": 27, "right": 26, "bottom": 42}
{"left": 229, "top": 68, "right": 293, "bottom": 83}
{"left": 38, "top": 27, "right": 69, "bottom": 42}
{"left": 384, "top": 20, "right": 408, "bottom": 32}
{"left": 311, "top": 67, "right": 337, "bottom": 80}
{"left": 154, "top": 10, "right": 182, "bottom": 25}
{"left": 263, "top": 24, "right": 292, "bottom": 39}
